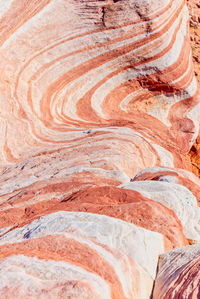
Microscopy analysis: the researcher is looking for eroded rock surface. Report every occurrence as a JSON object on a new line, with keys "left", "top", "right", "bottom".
{"left": 153, "top": 244, "right": 200, "bottom": 299}
{"left": 0, "top": 212, "right": 165, "bottom": 299}
{"left": 188, "top": 0, "right": 200, "bottom": 176}
{"left": 187, "top": 0, "right": 200, "bottom": 81}
{"left": 0, "top": 0, "right": 199, "bottom": 298}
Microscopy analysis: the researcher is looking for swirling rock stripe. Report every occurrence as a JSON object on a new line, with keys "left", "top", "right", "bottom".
{"left": 0, "top": 0, "right": 199, "bottom": 162}
{"left": 0, "top": 212, "right": 165, "bottom": 299}
{"left": 0, "top": 0, "right": 199, "bottom": 298}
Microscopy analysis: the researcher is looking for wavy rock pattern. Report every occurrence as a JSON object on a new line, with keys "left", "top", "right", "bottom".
{"left": 121, "top": 180, "right": 200, "bottom": 242}
{"left": 0, "top": 212, "right": 165, "bottom": 299}
{"left": 0, "top": 0, "right": 199, "bottom": 298}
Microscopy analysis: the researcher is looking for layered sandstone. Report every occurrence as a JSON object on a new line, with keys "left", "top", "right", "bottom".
{"left": 0, "top": 211, "right": 165, "bottom": 299}
{"left": 188, "top": 0, "right": 200, "bottom": 175}
{"left": 187, "top": 0, "right": 200, "bottom": 81}
{"left": 153, "top": 244, "right": 200, "bottom": 298}
{"left": 0, "top": 0, "right": 199, "bottom": 298}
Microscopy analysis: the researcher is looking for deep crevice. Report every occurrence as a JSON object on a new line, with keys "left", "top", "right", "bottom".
{"left": 101, "top": 6, "right": 106, "bottom": 27}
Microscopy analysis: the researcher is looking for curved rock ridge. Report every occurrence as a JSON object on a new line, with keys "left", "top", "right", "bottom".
{"left": 153, "top": 243, "right": 200, "bottom": 299}
{"left": 0, "top": 0, "right": 199, "bottom": 298}
{"left": 0, "top": 186, "right": 188, "bottom": 249}
{"left": 0, "top": 211, "right": 165, "bottom": 299}
{"left": 132, "top": 166, "right": 200, "bottom": 205}
{"left": 121, "top": 180, "right": 200, "bottom": 242}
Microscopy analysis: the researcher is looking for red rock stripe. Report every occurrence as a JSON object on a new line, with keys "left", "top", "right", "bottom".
{"left": 0, "top": 234, "right": 128, "bottom": 299}
{"left": 67, "top": 13, "right": 185, "bottom": 124}
{"left": 0, "top": 186, "right": 188, "bottom": 249}
{"left": 0, "top": 0, "right": 52, "bottom": 46}
{"left": 37, "top": 2, "right": 185, "bottom": 127}
{"left": 133, "top": 169, "right": 200, "bottom": 205}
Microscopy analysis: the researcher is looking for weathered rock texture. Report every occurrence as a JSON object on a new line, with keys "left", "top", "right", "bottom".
{"left": 188, "top": 0, "right": 200, "bottom": 175}
{"left": 187, "top": 0, "right": 200, "bottom": 81}
{"left": 0, "top": 0, "right": 199, "bottom": 298}
{"left": 190, "top": 134, "right": 200, "bottom": 176}
{"left": 154, "top": 244, "right": 200, "bottom": 298}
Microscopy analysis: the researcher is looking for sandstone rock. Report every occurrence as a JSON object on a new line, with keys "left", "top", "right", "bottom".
{"left": 0, "top": 0, "right": 199, "bottom": 165}
{"left": 0, "top": 0, "right": 199, "bottom": 298}
{"left": 0, "top": 186, "right": 188, "bottom": 249}
{"left": 189, "top": 135, "right": 200, "bottom": 176}
{"left": 59, "top": 186, "right": 188, "bottom": 249}
{"left": 132, "top": 166, "right": 200, "bottom": 205}
{"left": 187, "top": 0, "right": 200, "bottom": 81}
{"left": 188, "top": 0, "right": 200, "bottom": 176}
{"left": 153, "top": 244, "right": 200, "bottom": 299}
{"left": 0, "top": 211, "right": 165, "bottom": 299}
{"left": 121, "top": 180, "right": 200, "bottom": 242}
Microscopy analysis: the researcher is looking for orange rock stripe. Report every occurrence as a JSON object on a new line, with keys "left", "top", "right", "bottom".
{"left": 0, "top": 234, "right": 128, "bottom": 299}
{"left": 37, "top": 1, "right": 185, "bottom": 127}
{"left": 0, "top": 0, "right": 52, "bottom": 46}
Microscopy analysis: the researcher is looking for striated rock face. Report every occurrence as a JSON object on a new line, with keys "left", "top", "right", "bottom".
{"left": 187, "top": 0, "right": 200, "bottom": 81}
{"left": 0, "top": 212, "right": 164, "bottom": 299}
{"left": 0, "top": 0, "right": 199, "bottom": 163}
{"left": 121, "top": 180, "right": 200, "bottom": 243}
{"left": 153, "top": 244, "right": 200, "bottom": 298}
{"left": 0, "top": 0, "right": 199, "bottom": 298}
{"left": 189, "top": 134, "right": 200, "bottom": 176}
{"left": 188, "top": 0, "right": 200, "bottom": 176}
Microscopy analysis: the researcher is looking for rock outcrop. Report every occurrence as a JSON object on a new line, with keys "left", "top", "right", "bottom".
{"left": 187, "top": 0, "right": 200, "bottom": 81}
{"left": 0, "top": 0, "right": 199, "bottom": 298}
{"left": 0, "top": 211, "right": 165, "bottom": 299}
{"left": 153, "top": 244, "right": 200, "bottom": 298}
{"left": 188, "top": 0, "right": 200, "bottom": 175}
